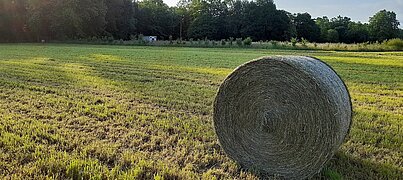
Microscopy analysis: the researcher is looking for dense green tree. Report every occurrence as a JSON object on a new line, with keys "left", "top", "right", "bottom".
{"left": 0, "top": 1, "right": 14, "bottom": 42}
{"left": 137, "top": 0, "right": 178, "bottom": 39}
{"left": 225, "top": 0, "right": 245, "bottom": 38}
{"left": 275, "top": 10, "right": 295, "bottom": 40}
{"left": 247, "top": 0, "right": 292, "bottom": 41}
{"left": 368, "top": 10, "right": 400, "bottom": 41}
{"left": 27, "top": 0, "right": 107, "bottom": 40}
{"left": 315, "top": 16, "right": 330, "bottom": 42}
{"left": 316, "top": 15, "right": 372, "bottom": 43}
{"left": 0, "top": 0, "right": 29, "bottom": 42}
{"left": 105, "top": 0, "right": 136, "bottom": 40}
{"left": 346, "top": 22, "right": 369, "bottom": 43}
{"left": 329, "top": 16, "right": 351, "bottom": 43}
{"left": 188, "top": 0, "right": 228, "bottom": 40}
{"left": 241, "top": 0, "right": 277, "bottom": 40}
{"left": 26, "top": 0, "right": 53, "bottom": 41}
{"left": 173, "top": 2, "right": 192, "bottom": 39}
{"left": 187, "top": 13, "right": 219, "bottom": 39}
{"left": 293, "top": 13, "right": 320, "bottom": 42}
{"left": 327, "top": 29, "right": 339, "bottom": 42}
{"left": 0, "top": 0, "right": 401, "bottom": 43}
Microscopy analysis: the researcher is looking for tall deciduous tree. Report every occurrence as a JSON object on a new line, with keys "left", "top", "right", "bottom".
{"left": 330, "top": 16, "right": 351, "bottom": 43}
{"left": 173, "top": 2, "right": 192, "bottom": 39}
{"left": 137, "top": 0, "right": 178, "bottom": 39}
{"left": 105, "top": 0, "right": 136, "bottom": 40}
{"left": 369, "top": 10, "right": 400, "bottom": 41}
{"left": 346, "top": 22, "right": 369, "bottom": 43}
{"left": 0, "top": 0, "right": 28, "bottom": 42}
{"left": 226, "top": 0, "right": 245, "bottom": 39}
{"left": 293, "top": 13, "right": 320, "bottom": 42}
{"left": 315, "top": 16, "right": 330, "bottom": 42}
{"left": 327, "top": 29, "right": 339, "bottom": 43}
{"left": 27, "top": 0, "right": 107, "bottom": 40}
{"left": 241, "top": 0, "right": 277, "bottom": 40}
{"left": 0, "top": 0, "right": 401, "bottom": 43}
{"left": 187, "top": 0, "right": 228, "bottom": 40}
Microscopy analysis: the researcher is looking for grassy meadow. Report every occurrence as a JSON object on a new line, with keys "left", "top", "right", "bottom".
{"left": 0, "top": 44, "right": 402, "bottom": 179}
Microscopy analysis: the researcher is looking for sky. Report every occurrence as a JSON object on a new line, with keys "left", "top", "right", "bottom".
{"left": 163, "top": 0, "right": 403, "bottom": 27}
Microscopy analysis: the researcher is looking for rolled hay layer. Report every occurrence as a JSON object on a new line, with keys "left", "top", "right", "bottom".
{"left": 213, "top": 56, "right": 352, "bottom": 179}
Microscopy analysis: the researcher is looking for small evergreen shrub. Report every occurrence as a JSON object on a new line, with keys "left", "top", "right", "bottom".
{"left": 243, "top": 37, "right": 252, "bottom": 46}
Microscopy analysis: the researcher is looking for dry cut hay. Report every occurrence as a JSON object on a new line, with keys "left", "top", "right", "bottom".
{"left": 213, "top": 56, "right": 352, "bottom": 179}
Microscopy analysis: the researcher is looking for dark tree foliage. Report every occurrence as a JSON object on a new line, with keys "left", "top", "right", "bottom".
{"left": 174, "top": 2, "right": 192, "bottom": 39}
{"left": 137, "top": 0, "right": 179, "bottom": 39}
{"left": 346, "top": 22, "right": 369, "bottom": 43}
{"left": 315, "top": 16, "right": 330, "bottom": 42}
{"left": 0, "top": 0, "right": 28, "bottom": 42}
{"left": 187, "top": 0, "right": 292, "bottom": 41}
{"left": 26, "top": 0, "right": 107, "bottom": 41}
{"left": 293, "top": 13, "right": 320, "bottom": 42}
{"left": 315, "top": 16, "right": 368, "bottom": 43}
{"left": 105, "top": 0, "right": 136, "bottom": 40}
{"left": 369, "top": 10, "right": 400, "bottom": 41}
{"left": 0, "top": 0, "right": 401, "bottom": 43}
{"left": 240, "top": 0, "right": 278, "bottom": 40}
{"left": 330, "top": 16, "right": 351, "bottom": 43}
{"left": 225, "top": 0, "right": 245, "bottom": 39}
{"left": 275, "top": 10, "right": 295, "bottom": 41}
{"left": 327, "top": 29, "right": 339, "bottom": 43}
{"left": 187, "top": 0, "right": 228, "bottom": 40}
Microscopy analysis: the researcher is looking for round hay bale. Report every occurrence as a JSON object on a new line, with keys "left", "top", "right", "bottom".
{"left": 213, "top": 56, "right": 352, "bottom": 179}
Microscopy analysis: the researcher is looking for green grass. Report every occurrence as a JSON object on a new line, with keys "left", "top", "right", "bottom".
{"left": 0, "top": 44, "right": 402, "bottom": 179}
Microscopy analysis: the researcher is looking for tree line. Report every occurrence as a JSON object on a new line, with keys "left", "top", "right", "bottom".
{"left": 1, "top": 0, "right": 402, "bottom": 43}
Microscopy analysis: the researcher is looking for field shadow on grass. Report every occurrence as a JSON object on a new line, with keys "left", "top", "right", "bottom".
{"left": 316, "top": 151, "right": 403, "bottom": 179}
{"left": 245, "top": 150, "right": 403, "bottom": 179}
{"left": 66, "top": 51, "right": 402, "bottom": 179}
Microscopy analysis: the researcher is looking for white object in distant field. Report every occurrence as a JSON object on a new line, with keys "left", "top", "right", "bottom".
{"left": 143, "top": 36, "right": 157, "bottom": 42}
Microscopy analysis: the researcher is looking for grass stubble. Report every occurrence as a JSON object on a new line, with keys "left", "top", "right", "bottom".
{"left": 0, "top": 44, "right": 401, "bottom": 179}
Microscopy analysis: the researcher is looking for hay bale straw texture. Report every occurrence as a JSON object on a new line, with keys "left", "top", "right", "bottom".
{"left": 213, "top": 56, "right": 352, "bottom": 179}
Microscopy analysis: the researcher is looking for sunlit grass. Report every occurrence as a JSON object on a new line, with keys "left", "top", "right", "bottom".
{"left": 0, "top": 44, "right": 402, "bottom": 179}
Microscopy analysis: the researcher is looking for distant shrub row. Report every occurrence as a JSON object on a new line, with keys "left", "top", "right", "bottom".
{"left": 52, "top": 37, "right": 403, "bottom": 52}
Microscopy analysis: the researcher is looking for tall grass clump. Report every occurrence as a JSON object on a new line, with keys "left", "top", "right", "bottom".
{"left": 383, "top": 38, "right": 403, "bottom": 50}
{"left": 291, "top": 37, "right": 297, "bottom": 47}
{"left": 243, "top": 37, "right": 252, "bottom": 46}
{"left": 301, "top": 38, "right": 309, "bottom": 48}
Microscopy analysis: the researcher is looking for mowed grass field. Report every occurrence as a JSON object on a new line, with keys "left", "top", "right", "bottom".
{"left": 0, "top": 44, "right": 402, "bottom": 179}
